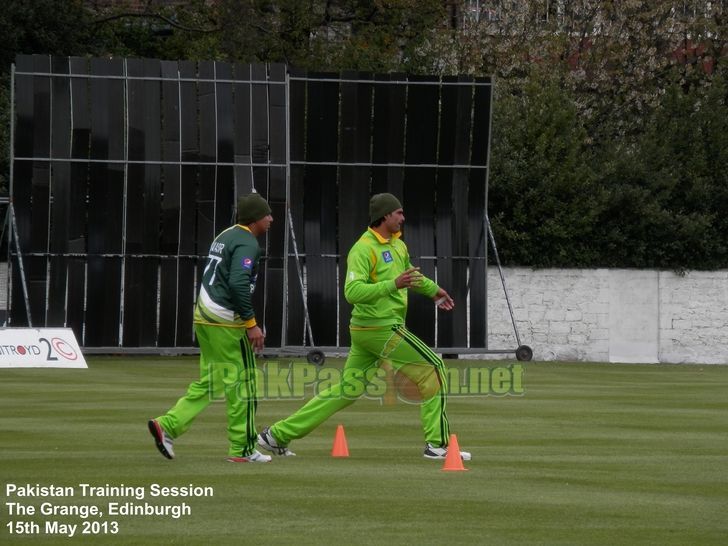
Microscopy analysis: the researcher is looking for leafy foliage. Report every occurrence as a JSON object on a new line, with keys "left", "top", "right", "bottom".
{"left": 0, "top": 0, "right": 94, "bottom": 70}
{"left": 489, "top": 68, "right": 728, "bottom": 269}
{"left": 212, "top": 0, "right": 449, "bottom": 72}
{"left": 0, "top": 0, "right": 726, "bottom": 268}
{"left": 489, "top": 75, "right": 605, "bottom": 267}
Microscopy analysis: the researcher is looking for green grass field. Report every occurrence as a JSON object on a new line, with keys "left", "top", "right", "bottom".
{"left": 1, "top": 357, "right": 727, "bottom": 545}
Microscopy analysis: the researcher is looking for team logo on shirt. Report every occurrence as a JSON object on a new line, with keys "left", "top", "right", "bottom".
{"left": 242, "top": 257, "right": 253, "bottom": 270}
{"left": 382, "top": 250, "right": 393, "bottom": 263}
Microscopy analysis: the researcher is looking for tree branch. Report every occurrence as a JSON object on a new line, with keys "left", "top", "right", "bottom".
{"left": 93, "top": 12, "right": 220, "bottom": 34}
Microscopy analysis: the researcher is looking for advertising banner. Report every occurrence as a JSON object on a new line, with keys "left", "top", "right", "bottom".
{"left": 0, "top": 328, "right": 87, "bottom": 368}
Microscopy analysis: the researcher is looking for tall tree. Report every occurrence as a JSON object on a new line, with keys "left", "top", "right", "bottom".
{"left": 214, "top": 0, "right": 448, "bottom": 72}
{"left": 0, "top": 0, "right": 94, "bottom": 71}
{"left": 427, "top": 1, "right": 727, "bottom": 136}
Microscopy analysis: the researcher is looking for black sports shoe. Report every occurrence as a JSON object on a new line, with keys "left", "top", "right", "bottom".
{"left": 257, "top": 426, "right": 296, "bottom": 456}
{"left": 148, "top": 419, "right": 175, "bottom": 459}
{"left": 423, "top": 442, "right": 471, "bottom": 461}
{"left": 226, "top": 450, "right": 271, "bottom": 463}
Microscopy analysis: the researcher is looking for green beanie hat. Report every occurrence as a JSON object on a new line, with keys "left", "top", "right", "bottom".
{"left": 369, "top": 193, "right": 402, "bottom": 223}
{"left": 237, "top": 193, "right": 272, "bottom": 224}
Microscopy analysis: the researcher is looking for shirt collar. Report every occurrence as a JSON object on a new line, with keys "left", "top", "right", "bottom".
{"left": 368, "top": 227, "right": 401, "bottom": 244}
{"left": 238, "top": 225, "right": 252, "bottom": 233}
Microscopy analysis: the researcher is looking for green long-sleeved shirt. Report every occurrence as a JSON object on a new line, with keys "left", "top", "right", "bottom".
{"left": 344, "top": 228, "right": 439, "bottom": 327}
{"left": 194, "top": 225, "right": 261, "bottom": 328}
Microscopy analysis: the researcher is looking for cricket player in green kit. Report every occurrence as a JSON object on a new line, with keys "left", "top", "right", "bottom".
{"left": 148, "top": 193, "right": 273, "bottom": 463}
{"left": 259, "top": 193, "right": 471, "bottom": 461}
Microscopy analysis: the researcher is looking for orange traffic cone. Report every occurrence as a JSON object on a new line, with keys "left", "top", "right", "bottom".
{"left": 442, "top": 433, "right": 468, "bottom": 471}
{"left": 331, "top": 424, "right": 349, "bottom": 457}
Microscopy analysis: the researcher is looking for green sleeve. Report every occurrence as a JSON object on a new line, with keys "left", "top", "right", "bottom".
{"left": 228, "top": 242, "right": 257, "bottom": 321}
{"left": 412, "top": 277, "right": 439, "bottom": 298}
{"left": 344, "top": 244, "right": 397, "bottom": 304}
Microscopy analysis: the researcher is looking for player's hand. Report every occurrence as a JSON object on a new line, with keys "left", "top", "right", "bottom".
{"left": 433, "top": 289, "right": 455, "bottom": 311}
{"left": 395, "top": 267, "right": 423, "bottom": 289}
{"left": 247, "top": 325, "right": 265, "bottom": 353}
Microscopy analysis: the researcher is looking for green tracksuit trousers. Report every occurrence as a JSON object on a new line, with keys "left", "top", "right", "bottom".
{"left": 156, "top": 324, "right": 259, "bottom": 457}
{"left": 271, "top": 325, "right": 451, "bottom": 447}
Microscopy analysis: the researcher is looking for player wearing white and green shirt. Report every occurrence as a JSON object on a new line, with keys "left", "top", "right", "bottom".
{"left": 258, "top": 193, "right": 471, "bottom": 461}
{"left": 194, "top": 224, "right": 262, "bottom": 329}
{"left": 149, "top": 193, "right": 273, "bottom": 463}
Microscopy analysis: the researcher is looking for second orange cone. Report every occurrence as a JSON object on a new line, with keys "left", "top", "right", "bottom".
{"left": 331, "top": 424, "right": 349, "bottom": 457}
{"left": 442, "top": 433, "right": 468, "bottom": 471}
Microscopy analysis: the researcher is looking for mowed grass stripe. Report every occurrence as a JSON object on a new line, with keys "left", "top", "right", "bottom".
{"left": 0, "top": 357, "right": 726, "bottom": 545}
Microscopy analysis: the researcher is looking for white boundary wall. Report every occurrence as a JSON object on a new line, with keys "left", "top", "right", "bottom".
{"left": 485, "top": 268, "right": 728, "bottom": 364}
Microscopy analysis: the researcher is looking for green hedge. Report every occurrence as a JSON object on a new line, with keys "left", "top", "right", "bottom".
{"left": 489, "top": 73, "right": 728, "bottom": 270}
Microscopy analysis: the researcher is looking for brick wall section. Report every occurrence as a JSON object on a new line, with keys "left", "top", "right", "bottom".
{"left": 482, "top": 268, "right": 728, "bottom": 364}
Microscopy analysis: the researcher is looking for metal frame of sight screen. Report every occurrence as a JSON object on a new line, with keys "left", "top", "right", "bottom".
{"left": 8, "top": 55, "right": 521, "bottom": 357}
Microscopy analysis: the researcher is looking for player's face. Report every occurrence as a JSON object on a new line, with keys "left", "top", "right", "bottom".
{"left": 384, "top": 209, "right": 405, "bottom": 234}
{"left": 253, "top": 214, "right": 273, "bottom": 233}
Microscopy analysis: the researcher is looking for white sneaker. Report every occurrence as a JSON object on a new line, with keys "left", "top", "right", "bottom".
{"left": 226, "top": 450, "right": 272, "bottom": 463}
{"left": 423, "top": 443, "right": 472, "bottom": 461}
{"left": 257, "top": 426, "right": 296, "bottom": 456}
{"left": 148, "top": 419, "right": 175, "bottom": 459}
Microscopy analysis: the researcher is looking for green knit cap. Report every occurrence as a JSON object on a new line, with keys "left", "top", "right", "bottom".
{"left": 369, "top": 193, "right": 402, "bottom": 223}
{"left": 237, "top": 193, "right": 272, "bottom": 224}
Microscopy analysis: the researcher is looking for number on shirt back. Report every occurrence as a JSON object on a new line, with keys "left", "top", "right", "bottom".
{"left": 204, "top": 255, "right": 223, "bottom": 284}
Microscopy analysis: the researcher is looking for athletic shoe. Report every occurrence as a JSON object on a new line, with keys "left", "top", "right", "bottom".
{"left": 423, "top": 442, "right": 472, "bottom": 461}
{"left": 148, "top": 419, "right": 175, "bottom": 459}
{"left": 226, "top": 450, "right": 272, "bottom": 463}
{"left": 257, "top": 426, "right": 296, "bottom": 456}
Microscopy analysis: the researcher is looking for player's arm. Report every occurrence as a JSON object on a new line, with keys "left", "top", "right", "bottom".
{"left": 402, "top": 246, "right": 439, "bottom": 298}
{"left": 229, "top": 243, "right": 266, "bottom": 350}
{"left": 401, "top": 245, "right": 455, "bottom": 310}
{"left": 228, "top": 243, "right": 257, "bottom": 328}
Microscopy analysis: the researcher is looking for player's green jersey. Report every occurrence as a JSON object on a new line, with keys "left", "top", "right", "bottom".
{"left": 344, "top": 228, "right": 439, "bottom": 327}
{"left": 193, "top": 225, "right": 261, "bottom": 328}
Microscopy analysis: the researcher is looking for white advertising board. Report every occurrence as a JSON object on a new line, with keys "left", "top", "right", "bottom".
{"left": 0, "top": 328, "right": 87, "bottom": 368}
